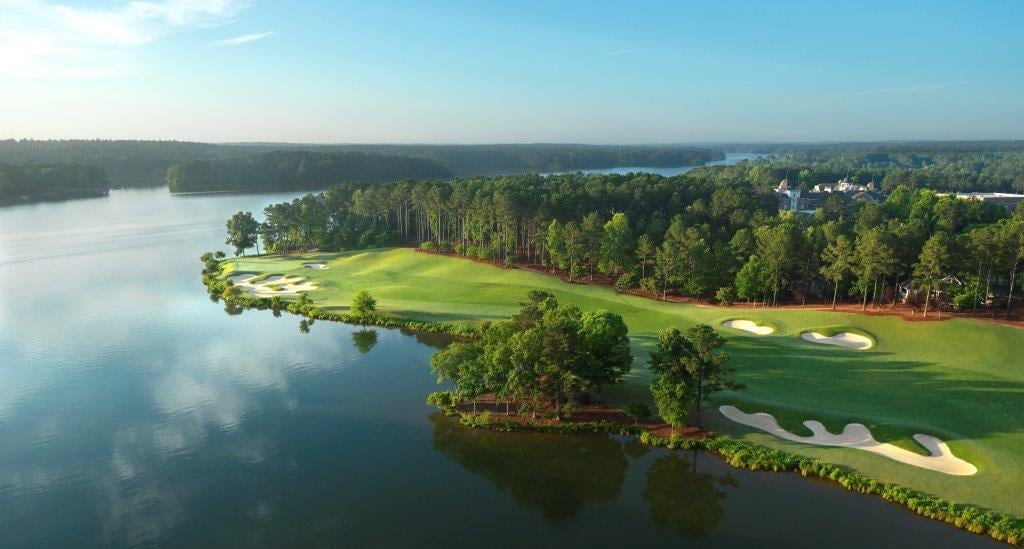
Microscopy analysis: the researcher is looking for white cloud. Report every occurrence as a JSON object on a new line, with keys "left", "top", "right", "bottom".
{"left": 0, "top": 0, "right": 253, "bottom": 78}
{"left": 212, "top": 30, "right": 273, "bottom": 46}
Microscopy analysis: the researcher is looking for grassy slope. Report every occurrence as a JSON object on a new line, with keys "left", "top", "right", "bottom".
{"left": 223, "top": 248, "right": 1024, "bottom": 515}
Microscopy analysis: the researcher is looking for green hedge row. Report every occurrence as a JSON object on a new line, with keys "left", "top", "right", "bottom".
{"left": 456, "top": 411, "right": 1024, "bottom": 545}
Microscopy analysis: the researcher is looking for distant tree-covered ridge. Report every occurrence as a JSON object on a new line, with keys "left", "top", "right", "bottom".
{"left": 314, "top": 144, "right": 724, "bottom": 175}
{"left": 0, "top": 162, "right": 107, "bottom": 202}
{"left": 166, "top": 150, "right": 454, "bottom": 193}
{"left": 711, "top": 142, "right": 1024, "bottom": 193}
{"left": 0, "top": 140, "right": 723, "bottom": 186}
{"left": 0, "top": 140, "right": 247, "bottom": 186}
{"left": 7, "top": 139, "right": 1024, "bottom": 192}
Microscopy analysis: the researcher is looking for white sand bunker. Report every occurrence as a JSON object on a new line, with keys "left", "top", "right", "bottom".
{"left": 801, "top": 331, "right": 873, "bottom": 350}
{"left": 719, "top": 405, "right": 976, "bottom": 476}
{"left": 723, "top": 320, "right": 774, "bottom": 335}
{"left": 227, "top": 274, "right": 318, "bottom": 297}
{"left": 303, "top": 263, "right": 329, "bottom": 269}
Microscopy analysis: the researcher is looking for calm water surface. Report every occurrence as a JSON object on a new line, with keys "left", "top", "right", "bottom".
{"left": 0, "top": 188, "right": 997, "bottom": 547}
{"left": 539, "top": 152, "right": 765, "bottom": 177}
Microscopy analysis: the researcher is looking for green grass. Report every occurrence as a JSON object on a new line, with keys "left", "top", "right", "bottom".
{"left": 223, "top": 248, "right": 1024, "bottom": 516}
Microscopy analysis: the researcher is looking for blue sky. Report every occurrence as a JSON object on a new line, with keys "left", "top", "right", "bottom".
{"left": 0, "top": 0, "right": 1021, "bottom": 142}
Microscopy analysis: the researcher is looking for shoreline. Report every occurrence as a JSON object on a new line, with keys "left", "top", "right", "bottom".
{"left": 446, "top": 406, "right": 1023, "bottom": 546}
{"left": 201, "top": 251, "right": 1024, "bottom": 544}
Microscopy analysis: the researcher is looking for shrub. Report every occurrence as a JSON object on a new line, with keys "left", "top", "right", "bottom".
{"left": 623, "top": 402, "right": 651, "bottom": 423}
{"left": 475, "top": 247, "right": 493, "bottom": 261}
{"left": 465, "top": 245, "right": 479, "bottom": 258}
{"left": 615, "top": 272, "right": 638, "bottom": 292}
{"left": 419, "top": 241, "right": 436, "bottom": 252}
{"left": 639, "top": 276, "right": 659, "bottom": 293}
{"left": 426, "top": 391, "right": 457, "bottom": 410}
{"left": 454, "top": 243, "right": 466, "bottom": 255}
{"left": 716, "top": 285, "right": 738, "bottom": 306}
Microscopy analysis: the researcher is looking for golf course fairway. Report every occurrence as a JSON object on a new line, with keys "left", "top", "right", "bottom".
{"left": 222, "top": 247, "right": 1024, "bottom": 516}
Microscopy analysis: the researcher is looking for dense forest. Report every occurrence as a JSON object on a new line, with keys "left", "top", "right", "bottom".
{"left": 0, "top": 140, "right": 722, "bottom": 186}
{"left": 300, "top": 144, "right": 724, "bottom": 175}
{"left": 166, "top": 150, "right": 453, "bottom": 193}
{"left": 715, "top": 143, "right": 1024, "bottom": 193}
{"left": 0, "top": 162, "right": 108, "bottom": 203}
{"left": 0, "top": 140, "right": 250, "bottom": 186}
{"left": 6, "top": 139, "right": 1024, "bottom": 196}
{"left": 232, "top": 163, "right": 1024, "bottom": 318}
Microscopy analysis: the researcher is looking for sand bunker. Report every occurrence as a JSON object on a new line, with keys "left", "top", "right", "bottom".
{"left": 227, "top": 274, "right": 317, "bottom": 297}
{"left": 722, "top": 320, "right": 774, "bottom": 335}
{"left": 303, "top": 263, "right": 329, "bottom": 269}
{"left": 800, "top": 331, "right": 873, "bottom": 350}
{"left": 719, "top": 405, "right": 976, "bottom": 476}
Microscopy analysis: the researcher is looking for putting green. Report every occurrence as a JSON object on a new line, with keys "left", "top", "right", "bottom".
{"left": 222, "top": 248, "right": 1024, "bottom": 516}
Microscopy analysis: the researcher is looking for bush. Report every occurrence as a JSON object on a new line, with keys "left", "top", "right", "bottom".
{"left": 639, "top": 276, "right": 659, "bottom": 293}
{"left": 716, "top": 285, "right": 738, "bottom": 306}
{"left": 454, "top": 243, "right": 466, "bottom": 255}
{"left": 465, "top": 245, "right": 478, "bottom": 257}
{"left": 426, "top": 391, "right": 457, "bottom": 411}
{"left": 419, "top": 241, "right": 436, "bottom": 252}
{"left": 623, "top": 402, "right": 651, "bottom": 423}
{"left": 475, "top": 247, "right": 493, "bottom": 261}
{"left": 615, "top": 272, "right": 638, "bottom": 292}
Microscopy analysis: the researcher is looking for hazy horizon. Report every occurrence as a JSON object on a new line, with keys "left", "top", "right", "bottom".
{"left": 1, "top": 1, "right": 1022, "bottom": 142}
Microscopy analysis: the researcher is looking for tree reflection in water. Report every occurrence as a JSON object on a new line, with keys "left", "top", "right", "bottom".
{"left": 429, "top": 415, "right": 627, "bottom": 523}
{"left": 352, "top": 329, "right": 379, "bottom": 353}
{"left": 642, "top": 450, "right": 736, "bottom": 538}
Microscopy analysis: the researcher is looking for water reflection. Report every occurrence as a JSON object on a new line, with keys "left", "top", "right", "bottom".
{"left": 400, "top": 328, "right": 454, "bottom": 350}
{"left": 430, "top": 414, "right": 627, "bottom": 523}
{"left": 352, "top": 329, "right": 379, "bottom": 353}
{"left": 643, "top": 450, "right": 735, "bottom": 537}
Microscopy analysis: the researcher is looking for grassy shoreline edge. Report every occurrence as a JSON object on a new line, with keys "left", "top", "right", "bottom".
{"left": 201, "top": 259, "right": 1024, "bottom": 546}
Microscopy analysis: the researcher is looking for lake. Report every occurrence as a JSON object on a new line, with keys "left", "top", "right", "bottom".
{"left": 0, "top": 188, "right": 997, "bottom": 547}
{"left": 538, "top": 152, "right": 764, "bottom": 177}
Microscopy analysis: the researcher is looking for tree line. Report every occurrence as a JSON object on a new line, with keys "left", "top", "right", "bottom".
{"left": 167, "top": 150, "right": 454, "bottom": 193}
{"left": 229, "top": 165, "right": 1024, "bottom": 318}
{"left": 0, "top": 139, "right": 722, "bottom": 187}
{"left": 0, "top": 162, "right": 107, "bottom": 202}
{"left": 709, "top": 145, "right": 1024, "bottom": 193}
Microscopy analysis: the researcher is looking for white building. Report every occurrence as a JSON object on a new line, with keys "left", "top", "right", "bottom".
{"left": 937, "top": 192, "right": 1024, "bottom": 211}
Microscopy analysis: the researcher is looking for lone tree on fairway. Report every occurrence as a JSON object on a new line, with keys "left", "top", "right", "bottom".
{"left": 649, "top": 324, "right": 742, "bottom": 429}
{"left": 226, "top": 211, "right": 260, "bottom": 257}
{"left": 351, "top": 290, "right": 377, "bottom": 316}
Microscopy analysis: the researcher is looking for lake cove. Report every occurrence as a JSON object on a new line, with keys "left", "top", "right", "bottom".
{"left": 223, "top": 247, "right": 1024, "bottom": 523}
{"left": 0, "top": 188, "right": 1008, "bottom": 546}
